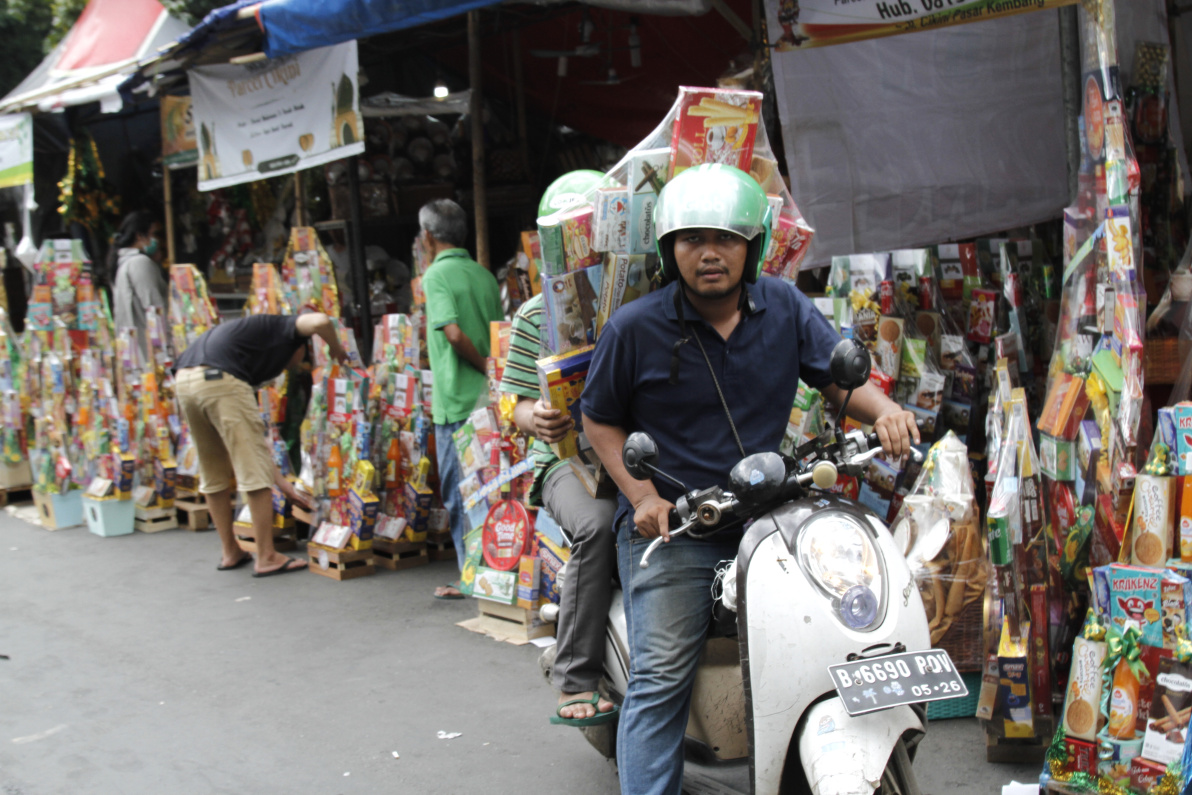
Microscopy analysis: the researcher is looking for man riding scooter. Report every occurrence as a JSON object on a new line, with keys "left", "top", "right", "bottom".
{"left": 580, "top": 163, "right": 920, "bottom": 795}
{"left": 499, "top": 172, "right": 620, "bottom": 727}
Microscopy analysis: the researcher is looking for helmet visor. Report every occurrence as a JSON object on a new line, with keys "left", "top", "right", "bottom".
{"left": 654, "top": 171, "right": 770, "bottom": 242}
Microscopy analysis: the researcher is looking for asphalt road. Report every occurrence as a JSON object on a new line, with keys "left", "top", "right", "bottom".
{"left": 0, "top": 509, "right": 1039, "bottom": 794}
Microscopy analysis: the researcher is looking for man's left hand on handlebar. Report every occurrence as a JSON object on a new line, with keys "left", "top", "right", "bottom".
{"left": 873, "top": 407, "right": 920, "bottom": 459}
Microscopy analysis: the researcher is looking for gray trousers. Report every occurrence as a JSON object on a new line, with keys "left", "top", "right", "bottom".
{"left": 542, "top": 465, "right": 619, "bottom": 694}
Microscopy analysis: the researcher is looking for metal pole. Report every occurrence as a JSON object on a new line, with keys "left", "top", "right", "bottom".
{"left": 468, "top": 9, "right": 490, "bottom": 270}
{"left": 346, "top": 155, "right": 372, "bottom": 362}
{"left": 512, "top": 27, "right": 529, "bottom": 179}
{"left": 163, "top": 166, "right": 177, "bottom": 264}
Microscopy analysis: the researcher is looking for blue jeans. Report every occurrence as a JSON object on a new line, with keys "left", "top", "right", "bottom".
{"left": 434, "top": 420, "right": 467, "bottom": 572}
{"left": 615, "top": 516, "right": 738, "bottom": 795}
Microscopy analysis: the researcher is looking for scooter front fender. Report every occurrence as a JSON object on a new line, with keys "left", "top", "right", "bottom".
{"left": 797, "top": 700, "right": 923, "bottom": 795}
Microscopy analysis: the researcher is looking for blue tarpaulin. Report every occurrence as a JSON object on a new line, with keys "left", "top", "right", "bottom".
{"left": 258, "top": 0, "right": 502, "bottom": 58}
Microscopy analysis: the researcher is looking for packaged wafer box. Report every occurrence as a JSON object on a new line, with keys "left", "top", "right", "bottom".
{"left": 669, "top": 87, "right": 761, "bottom": 178}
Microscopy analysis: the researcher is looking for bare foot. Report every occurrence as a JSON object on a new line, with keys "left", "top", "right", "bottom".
{"left": 217, "top": 551, "right": 253, "bottom": 570}
{"left": 255, "top": 552, "right": 308, "bottom": 575}
{"left": 434, "top": 584, "right": 464, "bottom": 598}
{"left": 558, "top": 691, "right": 614, "bottom": 720}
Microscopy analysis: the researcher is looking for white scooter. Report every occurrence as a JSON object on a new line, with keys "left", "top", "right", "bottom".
{"left": 540, "top": 340, "right": 966, "bottom": 795}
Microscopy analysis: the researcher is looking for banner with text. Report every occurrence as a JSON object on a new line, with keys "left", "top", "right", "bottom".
{"left": 189, "top": 40, "right": 364, "bottom": 191}
{"left": 766, "top": 0, "right": 1077, "bottom": 50}
{"left": 161, "top": 95, "right": 198, "bottom": 170}
{"left": 0, "top": 114, "right": 33, "bottom": 189}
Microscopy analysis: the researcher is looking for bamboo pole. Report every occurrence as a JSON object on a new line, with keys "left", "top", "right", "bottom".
{"left": 468, "top": 10, "right": 490, "bottom": 270}
{"left": 163, "top": 166, "right": 176, "bottom": 264}
{"left": 294, "top": 170, "right": 305, "bottom": 227}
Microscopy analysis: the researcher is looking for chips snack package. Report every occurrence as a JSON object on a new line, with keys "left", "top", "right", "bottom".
{"left": 1063, "top": 634, "right": 1107, "bottom": 741}
{"left": 669, "top": 87, "right": 761, "bottom": 178}
{"left": 994, "top": 619, "right": 1034, "bottom": 738}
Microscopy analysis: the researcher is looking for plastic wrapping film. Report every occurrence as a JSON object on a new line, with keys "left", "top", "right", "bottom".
{"left": 892, "top": 432, "right": 987, "bottom": 662}
{"left": 764, "top": 6, "right": 1068, "bottom": 266}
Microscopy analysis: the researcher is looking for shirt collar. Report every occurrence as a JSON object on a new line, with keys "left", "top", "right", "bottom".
{"left": 660, "top": 280, "right": 767, "bottom": 322}
{"left": 431, "top": 247, "right": 469, "bottom": 264}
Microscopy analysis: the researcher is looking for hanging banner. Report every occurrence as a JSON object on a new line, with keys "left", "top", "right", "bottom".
{"left": 161, "top": 95, "right": 198, "bottom": 170}
{"left": 189, "top": 40, "right": 364, "bottom": 191}
{"left": 0, "top": 114, "right": 33, "bottom": 189}
{"left": 767, "top": 0, "right": 1078, "bottom": 50}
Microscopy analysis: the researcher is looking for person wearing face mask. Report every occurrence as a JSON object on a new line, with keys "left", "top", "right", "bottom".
{"left": 110, "top": 210, "right": 167, "bottom": 358}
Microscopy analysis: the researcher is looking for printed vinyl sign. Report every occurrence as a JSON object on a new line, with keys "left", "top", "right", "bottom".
{"left": 767, "top": 0, "right": 1078, "bottom": 50}
{"left": 0, "top": 113, "right": 33, "bottom": 189}
{"left": 189, "top": 40, "right": 364, "bottom": 191}
{"left": 161, "top": 95, "right": 198, "bottom": 170}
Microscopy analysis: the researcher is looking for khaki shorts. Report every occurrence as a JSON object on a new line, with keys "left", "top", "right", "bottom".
{"left": 175, "top": 367, "right": 274, "bottom": 494}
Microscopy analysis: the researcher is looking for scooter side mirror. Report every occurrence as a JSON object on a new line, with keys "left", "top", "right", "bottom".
{"left": 622, "top": 432, "right": 660, "bottom": 481}
{"left": 729, "top": 452, "right": 786, "bottom": 508}
{"left": 829, "top": 338, "right": 872, "bottom": 392}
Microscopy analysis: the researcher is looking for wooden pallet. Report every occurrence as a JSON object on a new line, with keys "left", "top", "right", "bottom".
{"left": 985, "top": 732, "right": 1048, "bottom": 764}
{"left": 0, "top": 484, "right": 32, "bottom": 508}
{"left": 425, "top": 530, "right": 455, "bottom": 562}
{"left": 134, "top": 505, "right": 178, "bottom": 534}
{"left": 308, "top": 546, "right": 374, "bottom": 581}
{"left": 372, "top": 538, "right": 429, "bottom": 571}
{"left": 472, "top": 600, "right": 554, "bottom": 643}
{"left": 175, "top": 498, "right": 211, "bottom": 531}
{"left": 233, "top": 521, "right": 297, "bottom": 553}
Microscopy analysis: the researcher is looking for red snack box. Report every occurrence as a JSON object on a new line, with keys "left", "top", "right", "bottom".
{"left": 868, "top": 367, "right": 895, "bottom": 397}
{"left": 1063, "top": 737, "right": 1097, "bottom": 774}
{"left": 669, "top": 86, "right": 762, "bottom": 178}
{"left": 967, "top": 288, "right": 999, "bottom": 344}
{"left": 1136, "top": 643, "right": 1172, "bottom": 734}
{"left": 1028, "top": 585, "right": 1052, "bottom": 722}
{"left": 1130, "top": 757, "right": 1166, "bottom": 793}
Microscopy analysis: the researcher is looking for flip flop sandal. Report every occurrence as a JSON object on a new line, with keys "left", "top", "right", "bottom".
{"left": 252, "top": 557, "right": 306, "bottom": 578}
{"left": 216, "top": 554, "right": 253, "bottom": 571}
{"left": 433, "top": 582, "right": 465, "bottom": 600}
{"left": 550, "top": 692, "right": 620, "bottom": 727}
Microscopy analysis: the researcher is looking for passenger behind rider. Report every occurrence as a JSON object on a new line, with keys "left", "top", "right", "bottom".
{"left": 499, "top": 172, "right": 620, "bottom": 726}
{"left": 580, "top": 164, "right": 919, "bottom": 795}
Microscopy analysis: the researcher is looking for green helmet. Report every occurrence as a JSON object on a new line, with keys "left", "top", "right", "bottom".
{"left": 653, "top": 163, "right": 773, "bottom": 284}
{"left": 538, "top": 169, "right": 609, "bottom": 217}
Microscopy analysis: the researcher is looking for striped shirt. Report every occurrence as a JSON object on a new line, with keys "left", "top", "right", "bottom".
{"left": 498, "top": 293, "right": 564, "bottom": 506}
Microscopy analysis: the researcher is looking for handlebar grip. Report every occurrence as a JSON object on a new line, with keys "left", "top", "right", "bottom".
{"left": 866, "top": 431, "right": 882, "bottom": 450}
{"left": 668, "top": 509, "right": 681, "bottom": 529}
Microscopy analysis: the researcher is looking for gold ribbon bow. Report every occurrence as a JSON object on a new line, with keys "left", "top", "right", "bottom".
{"left": 1081, "top": 609, "right": 1106, "bottom": 642}
{"left": 1175, "top": 625, "right": 1192, "bottom": 664}
{"left": 1104, "top": 624, "right": 1148, "bottom": 682}
{"left": 850, "top": 288, "right": 879, "bottom": 316}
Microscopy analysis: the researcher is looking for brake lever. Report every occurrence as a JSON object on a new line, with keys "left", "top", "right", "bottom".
{"left": 640, "top": 522, "right": 692, "bottom": 569}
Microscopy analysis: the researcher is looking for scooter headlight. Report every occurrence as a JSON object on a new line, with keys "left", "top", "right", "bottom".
{"left": 796, "top": 511, "right": 887, "bottom": 631}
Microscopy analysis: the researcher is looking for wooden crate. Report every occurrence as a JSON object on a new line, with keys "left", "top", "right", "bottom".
{"left": 308, "top": 546, "right": 374, "bottom": 581}
{"left": 0, "top": 485, "right": 33, "bottom": 508}
{"left": 175, "top": 498, "right": 211, "bottom": 531}
{"left": 372, "top": 538, "right": 429, "bottom": 571}
{"left": 135, "top": 505, "right": 178, "bottom": 533}
{"left": 985, "top": 732, "right": 1048, "bottom": 764}
{"left": 474, "top": 600, "right": 553, "bottom": 643}
{"left": 233, "top": 520, "right": 297, "bottom": 553}
{"left": 426, "top": 530, "right": 455, "bottom": 562}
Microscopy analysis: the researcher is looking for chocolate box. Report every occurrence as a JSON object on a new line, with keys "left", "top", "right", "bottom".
{"left": 1141, "top": 657, "right": 1192, "bottom": 764}
{"left": 628, "top": 147, "right": 671, "bottom": 255}
{"left": 153, "top": 457, "right": 176, "bottom": 509}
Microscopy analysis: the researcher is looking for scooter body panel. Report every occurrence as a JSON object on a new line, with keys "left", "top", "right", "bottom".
{"left": 736, "top": 495, "right": 930, "bottom": 795}
{"left": 797, "top": 700, "right": 924, "bottom": 795}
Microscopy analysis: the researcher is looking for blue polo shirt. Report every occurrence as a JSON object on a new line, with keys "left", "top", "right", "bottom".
{"left": 582, "top": 277, "right": 841, "bottom": 535}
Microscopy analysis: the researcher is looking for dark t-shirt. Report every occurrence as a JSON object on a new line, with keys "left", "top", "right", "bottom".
{"left": 175, "top": 315, "right": 304, "bottom": 387}
{"left": 581, "top": 278, "right": 841, "bottom": 534}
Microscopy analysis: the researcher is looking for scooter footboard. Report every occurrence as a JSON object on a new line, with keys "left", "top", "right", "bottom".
{"left": 796, "top": 699, "right": 924, "bottom": 795}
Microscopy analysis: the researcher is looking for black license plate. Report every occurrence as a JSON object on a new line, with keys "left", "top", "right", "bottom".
{"left": 829, "top": 648, "right": 967, "bottom": 717}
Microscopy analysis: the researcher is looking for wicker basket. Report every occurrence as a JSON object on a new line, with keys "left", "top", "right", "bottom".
{"left": 1144, "top": 337, "right": 1181, "bottom": 385}
{"left": 926, "top": 672, "right": 983, "bottom": 720}
{"left": 935, "top": 594, "right": 985, "bottom": 673}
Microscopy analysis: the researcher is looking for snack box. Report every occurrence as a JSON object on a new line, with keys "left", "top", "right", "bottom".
{"left": 1175, "top": 402, "right": 1192, "bottom": 476}
{"left": 1097, "top": 729, "right": 1143, "bottom": 787}
{"left": 629, "top": 147, "right": 671, "bottom": 255}
{"left": 1130, "top": 757, "right": 1166, "bottom": 794}
{"left": 592, "top": 186, "right": 629, "bottom": 254}
{"left": 516, "top": 555, "right": 541, "bottom": 610}
{"left": 559, "top": 204, "right": 601, "bottom": 272}
{"left": 1105, "top": 564, "right": 1164, "bottom": 646}
{"left": 347, "top": 486, "right": 379, "bottom": 546}
{"left": 967, "top": 288, "right": 998, "bottom": 344}
{"left": 1040, "top": 433, "right": 1075, "bottom": 482}
{"left": 1062, "top": 635, "right": 1106, "bottom": 741}
{"left": 669, "top": 86, "right": 761, "bottom": 178}
{"left": 1141, "top": 657, "right": 1192, "bottom": 764}
{"left": 537, "top": 215, "right": 566, "bottom": 276}
{"left": 1132, "top": 475, "right": 1175, "bottom": 568}
{"left": 1063, "top": 737, "right": 1098, "bottom": 774}
{"left": 403, "top": 481, "right": 433, "bottom": 540}
{"left": 536, "top": 531, "right": 569, "bottom": 606}
{"left": 1077, "top": 419, "right": 1103, "bottom": 475}
{"left": 153, "top": 457, "right": 176, "bottom": 509}
{"left": 116, "top": 453, "right": 135, "bottom": 499}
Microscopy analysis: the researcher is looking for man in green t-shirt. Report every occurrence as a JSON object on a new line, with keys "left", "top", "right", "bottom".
{"left": 499, "top": 292, "right": 618, "bottom": 725}
{"left": 419, "top": 199, "right": 504, "bottom": 599}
